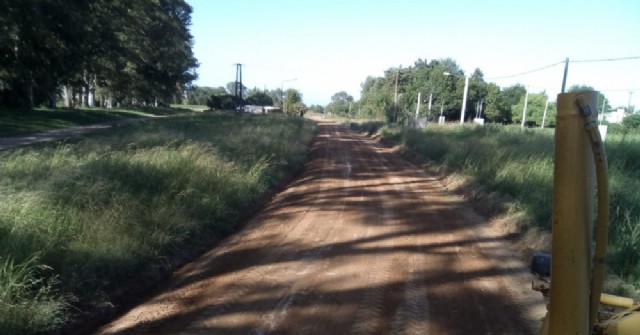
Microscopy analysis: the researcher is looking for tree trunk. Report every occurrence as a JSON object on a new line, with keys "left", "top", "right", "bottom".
{"left": 27, "top": 72, "right": 34, "bottom": 109}
{"left": 48, "top": 91, "right": 56, "bottom": 108}
{"left": 63, "top": 85, "right": 72, "bottom": 107}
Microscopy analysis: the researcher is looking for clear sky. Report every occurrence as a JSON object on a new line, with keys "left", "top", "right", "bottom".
{"left": 187, "top": 0, "right": 640, "bottom": 108}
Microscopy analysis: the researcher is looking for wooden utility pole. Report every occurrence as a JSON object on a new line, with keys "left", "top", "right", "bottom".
{"left": 561, "top": 58, "right": 569, "bottom": 93}
{"left": 394, "top": 65, "right": 401, "bottom": 123}
{"left": 234, "top": 63, "right": 243, "bottom": 105}
{"left": 521, "top": 88, "right": 529, "bottom": 130}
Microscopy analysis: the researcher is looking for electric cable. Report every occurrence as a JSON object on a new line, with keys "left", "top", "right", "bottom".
{"left": 485, "top": 60, "right": 565, "bottom": 80}
{"left": 572, "top": 55, "right": 640, "bottom": 63}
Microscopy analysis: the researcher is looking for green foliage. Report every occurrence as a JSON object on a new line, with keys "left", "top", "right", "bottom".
{"left": 308, "top": 104, "right": 324, "bottom": 114}
{"left": 284, "top": 88, "right": 305, "bottom": 115}
{"left": 0, "top": 255, "right": 68, "bottom": 334}
{"left": 512, "top": 92, "right": 556, "bottom": 127}
{"left": 245, "top": 91, "right": 274, "bottom": 106}
{"left": 356, "top": 58, "right": 528, "bottom": 125}
{"left": 207, "top": 94, "right": 241, "bottom": 111}
{"left": 0, "top": 0, "right": 197, "bottom": 108}
{"left": 184, "top": 86, "right": 226, "bottom": 106}
{"left": 325, "top": 91, "right": 354, "bottom": 116}
{"left": 379, "top": 124, "right": 640, "bottom": 288}
{"left": 0, "top": 113, "right": 315, "bottom": 334}
{"left": 622, "top": 113, "right": 640, "bottom": 129}
{"left": 354, "top": 59, "right": 618, "bottom": 127}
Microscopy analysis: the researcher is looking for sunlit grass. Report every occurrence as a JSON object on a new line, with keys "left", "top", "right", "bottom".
{"left": 356, "top": 122, "right": 640, "bottom": 290}
{"left": 0, "top": 113, "right": 315, "bottom": 334}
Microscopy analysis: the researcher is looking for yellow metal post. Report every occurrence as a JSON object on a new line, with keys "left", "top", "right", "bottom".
{"left": 549, "top": 91, "right": 599, "bottom": 334}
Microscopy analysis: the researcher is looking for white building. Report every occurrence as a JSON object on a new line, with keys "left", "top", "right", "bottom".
{"left": 602, "top": 108, "right": 629, "bottom": 124}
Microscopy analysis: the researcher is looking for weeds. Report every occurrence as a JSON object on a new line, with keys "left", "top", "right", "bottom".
{"left": 0, "top": 255, "right": 67, "bottom": 334}
{"left": 0, "top": 113, "right": 315, "bottom": 334}
{"left": 365, "top": 122, "right": 640, "bottom": 289}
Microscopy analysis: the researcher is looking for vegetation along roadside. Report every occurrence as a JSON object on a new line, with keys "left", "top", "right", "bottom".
{"left": 350, "top": 121, "right": 640, "bottom": 299}
{"left": 0, "top": 112, "right": 316, "bottom": 334}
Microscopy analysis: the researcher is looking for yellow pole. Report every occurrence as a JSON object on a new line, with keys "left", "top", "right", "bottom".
{"left": 549, "top": 91, "right": 598, "bottom": 334}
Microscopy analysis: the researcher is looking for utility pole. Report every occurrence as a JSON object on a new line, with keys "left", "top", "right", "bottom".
{"left": 415, "top": 92, "right": 421, "bottom": 126}
{"left": 460, "top": 75, "right": 469, "bottom": 124}
{"left": 234, "top": 63, "right": 243, "bottom": 106}
{"left": 394, "top": 65, "right": 401, "bottom": 123}
{"left": 561, "top": 57, "right": 569, "bottom": 93}
{"left": 541, "top": 98, "right": 550, "bottom": 129}
{"left": 521, "top": 88, "right": 529, "bottom": 130}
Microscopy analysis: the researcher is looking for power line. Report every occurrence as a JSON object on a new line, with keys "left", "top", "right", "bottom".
{"left": 485, "top": 60, "right": 565, "bottom": 80}
{"left": 571, "top": 55, "right": 640, "bottom": 63}
{"left": 597, "top": 87, "right": 640, "bottom": 92}
{"left": 485, "top": 55, "right": 640, "bottom": 81}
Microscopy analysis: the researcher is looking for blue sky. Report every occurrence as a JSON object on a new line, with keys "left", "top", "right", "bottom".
{"left": 187, "top": 0, "right": 640, "bottom": 107}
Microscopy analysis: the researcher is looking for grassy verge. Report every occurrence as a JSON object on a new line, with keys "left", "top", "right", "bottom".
{"left": 170, "top": 104, "right": 208, "bottom": 112}
{"left": 0, "top": 106, "right": 187, "bottom": 137}
{"left": 351, "top": 122, "right": 640, "bottom": 292}
{"left": 0, "top": 113, "right": 315, "bottom": 334}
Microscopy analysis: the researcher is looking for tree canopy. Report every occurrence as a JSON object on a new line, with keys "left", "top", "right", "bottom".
{"left": 353, "top": 58, "right": 612, "bottom": 126}
{"left": 0, "top": 0, "right": 198, "bottom": 109}
{"left": 325, "top": 91, "right": 354, "bottom": 116}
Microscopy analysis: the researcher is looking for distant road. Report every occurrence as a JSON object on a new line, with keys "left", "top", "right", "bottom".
{"left": 0, "top": 118, "right": 142, "bottom": 150}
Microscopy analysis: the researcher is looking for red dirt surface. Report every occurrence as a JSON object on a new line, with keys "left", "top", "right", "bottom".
{"left": 95, "top": 121, "right": 545, "bottom": 335}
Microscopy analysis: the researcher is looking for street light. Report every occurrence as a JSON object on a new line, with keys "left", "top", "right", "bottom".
{"left": 444, "top": 71, "right": 470, "bottom": 125}
{"left": 281, "top": 78, "right": 297, "bottom": 113}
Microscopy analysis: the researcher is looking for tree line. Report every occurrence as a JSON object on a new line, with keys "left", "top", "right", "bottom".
{"left": 188, "top": 84, "right": 308, "bottom": 115}
{"left": 327, "top": 58, "right": 615, "bottom": 127}
{"left": 0, "top": 0, "right": 197, "bottom": 109}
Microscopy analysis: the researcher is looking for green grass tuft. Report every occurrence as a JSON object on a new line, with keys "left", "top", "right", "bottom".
{"left": 370, "top": 122, "right": 640, "bottom": 289}
{"left": 0, "top": 113, "right": 315, "bottom": 334}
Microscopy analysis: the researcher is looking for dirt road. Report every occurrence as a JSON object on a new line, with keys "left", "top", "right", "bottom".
{"left": 95, "top": 121, "right": 544, "bottom": 335}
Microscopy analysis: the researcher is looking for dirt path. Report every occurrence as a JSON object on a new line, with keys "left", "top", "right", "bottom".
{"left": 95, "top": 121, "right": 545, "bottom": 335}
{"left": 0, "top": 120, "right": 134, "bottom": 150}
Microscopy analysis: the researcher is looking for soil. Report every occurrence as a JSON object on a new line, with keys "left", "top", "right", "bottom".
{"left": 94, "top": 120, "right": 546, "bottom": 335}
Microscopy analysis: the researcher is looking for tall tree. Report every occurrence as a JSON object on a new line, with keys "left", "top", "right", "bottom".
{"left": 283, "top": 88, "right": 304, "bottom": 115}
{"left": 325, "top": 91, "right": 354, "bottom": 116}
{"left": 512, "top": 92, "right": 555, "bottom": 126}
{"left": 0, "top": 0, "right": 198, "bottom": 109}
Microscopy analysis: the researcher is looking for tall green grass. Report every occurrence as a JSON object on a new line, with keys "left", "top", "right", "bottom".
{"left": 360, "top": 122, "right": 640, "bottom": 289}
{"left": 0, "top": 113, "right": 315, "bottom": 334}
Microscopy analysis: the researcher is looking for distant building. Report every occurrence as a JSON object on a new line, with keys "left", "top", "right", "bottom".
{"left": 243, "top": 105, "right": 283, "bottom": 114}
{"left": 602, "top": 108, "right": 630, "bottom": 124}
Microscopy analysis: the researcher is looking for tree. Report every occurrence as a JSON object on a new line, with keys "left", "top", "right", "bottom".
{"left": 183, "top": 86, "right": 226, "bottom": 105}
{"left": 283, "top": 88, "right": 304, "bottom": 115}
{"left": 358, "top": 76, "right": 393, "bottom": 120}
{"left": 325, "top": 91, "right": 354, "bottom": 116}
{"left": 622, "top": 113, "right": 640, "bottom": 130}
{"left": 512, "top": 92, "right": 555, "bottom": 127}
{"left": 0, "top": 0, "right": 198, "bottom": 109}
{"left": 245, "top": 91, "right": 273, "bottom": 106}
{"left": 226, "top": 81, "right": 247, "bottom": 98}
{"left": 308, "top": 104, "right": 324, "bottom": 114}
{"left": 496, "top": 84, "right": 527, "bottom": 123}
{"left": 206, "top": 94, "right": 240, "bottom": 111}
